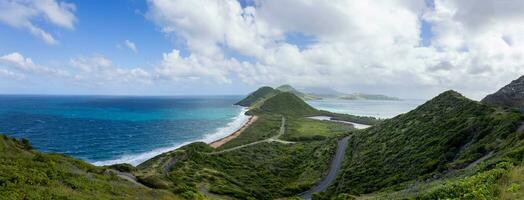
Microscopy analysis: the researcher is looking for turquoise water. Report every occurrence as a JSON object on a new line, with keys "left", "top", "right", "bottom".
{"left": 307, "top": 99, "right": 426, "bottom": 119}
{"left": 0, "top": 95, "right": 248, "bottom": 166}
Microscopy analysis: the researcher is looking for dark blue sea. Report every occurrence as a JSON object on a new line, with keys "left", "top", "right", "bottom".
{"left": 0, "top": 95, "right": 247, "bottom": 166}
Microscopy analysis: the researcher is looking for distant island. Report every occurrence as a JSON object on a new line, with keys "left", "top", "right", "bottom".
{"left": 275, "top": 84, "right": 401, "bottom": 101}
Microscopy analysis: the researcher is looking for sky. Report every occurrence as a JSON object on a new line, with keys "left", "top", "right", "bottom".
{"left": 1, "top": 0, "right": 524, "bottom": 99}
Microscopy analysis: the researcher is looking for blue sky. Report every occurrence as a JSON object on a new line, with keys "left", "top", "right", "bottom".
{"left": 1, "top": 0, "right": 523, "bottom": 99}
{"left": 0, "top": 1, "right": 169, "bottom": 72}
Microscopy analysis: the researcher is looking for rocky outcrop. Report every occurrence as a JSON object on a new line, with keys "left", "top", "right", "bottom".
{"left": 482, "top": 75, "right": 524, "bottom": 111}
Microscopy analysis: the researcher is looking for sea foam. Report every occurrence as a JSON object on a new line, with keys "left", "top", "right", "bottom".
{"left": 92, "top": 107, "right": 250, "bottom": 166}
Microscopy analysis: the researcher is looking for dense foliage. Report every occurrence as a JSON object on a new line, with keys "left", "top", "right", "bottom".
{"left": 0, "top": 134, "right": 179, "bottom": 199}
{"left": 323, "top": 90, "right": 523, "bottom": 197}
{"left": 135, "top": 115, "right": 347, "bottom": 199}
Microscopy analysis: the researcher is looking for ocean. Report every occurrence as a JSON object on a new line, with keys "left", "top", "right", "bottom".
{"left": 0, "top": 95, "right": 426, "bottom": 167}
{"left": 0, "top": 95, "right": 248, "bottom": 166}
{"left": 307, "top": 99, "right": 426, "bottom": 119}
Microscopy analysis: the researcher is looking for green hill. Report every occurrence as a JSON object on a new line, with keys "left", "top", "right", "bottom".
{"left": 322, "top": 90, "right": 524, "bottom": 198}
{"left": 276, "top": 84, "right": 320, "bottom": 100}
{"left": 250, "top": 92, "right": 319, "bottom": 116}
{"left": 234, "top": 86, "right": 279, "bottom": 107}
{"left": 0, "top": 134, "right": 179, "bottom": 199}
{"left": 339, "top": 93, "right": 400, "bottom": 101}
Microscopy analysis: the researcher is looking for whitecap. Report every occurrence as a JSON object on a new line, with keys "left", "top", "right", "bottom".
{"left": 92, "top": 107, "right": 250, "bottom": 166}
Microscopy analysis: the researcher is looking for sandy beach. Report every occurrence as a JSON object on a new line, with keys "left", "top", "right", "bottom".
{"left": 209, "top": 115, "right": 259, "bottom": 148}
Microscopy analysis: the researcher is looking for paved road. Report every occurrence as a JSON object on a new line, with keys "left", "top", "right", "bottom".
{"left": 300, "top": 136, "right": 351, "bottom": 200}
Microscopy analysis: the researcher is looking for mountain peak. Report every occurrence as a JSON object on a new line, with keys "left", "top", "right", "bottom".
{"left": 251, "top": 92, "right": 318, "bottom": 116}
{"left": 235, "top": 86, "right": 279, "bottom": 107}
{"left": 481, "top": 75, "right": 524, "bottom": 109}
{"left": 276, "top": 84, "right": 298, "bottom": 92}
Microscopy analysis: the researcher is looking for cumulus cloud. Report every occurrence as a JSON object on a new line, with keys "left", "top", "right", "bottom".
{"left": 0, "top": 0, "right": 76, "bottom": 44}
{"left": 155, "top": 49, "right": 238, "bottom": 84}
{"left": 144, "top": 0, "right": 524, "bottom": 99}
{"left": 0, "top": 52, "right": 70, "bottom": 77}
{"left": 0, "top": 52, "right": 153, "bottom": 92}
{"left": 124, "top": 40, "right": 138, "bottom": 53}
{"left": 70, "top": 55, "right": 152, "bottom": 85}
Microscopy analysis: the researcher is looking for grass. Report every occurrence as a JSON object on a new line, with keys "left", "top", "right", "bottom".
{"left": 322, "top": 90, "right": 523, "bottom": 198}
{"left": 283, "top": 117, "right": 353, "bottom": 141}
{"left": 163, "top": 140, "right": 337, "bottom": 199}
{"left": 135, "top": 112, "right": 353, "bottom": 199}
{"left": 218, "top": 114, "right": 282, "bottom": 149}
{"left": 500, "top": 165, "right": 524, "bottom": 199}
{"left": 235, "top": 86, "right": 279, "bottom": 107}
{"left": 0, "top": 134, "right": 180, "bottom": 200}
{"left": 249, "top": 92, "right": 319, "bottom": 117}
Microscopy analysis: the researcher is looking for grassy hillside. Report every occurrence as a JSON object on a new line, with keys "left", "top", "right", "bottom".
{"left": 135, "top": 114, "right": 352, "bottom": 199}
{"left": 321, "top": 90, "right": 524, "bottom": 199}
{"left": 0, "top": 134, "right": 179, "bottom": 199}
{"left": 249, "top": 92, "right": 319, "bottom": 117}
{"left": 235, "top": 86, "right": 279, "bottom": 107}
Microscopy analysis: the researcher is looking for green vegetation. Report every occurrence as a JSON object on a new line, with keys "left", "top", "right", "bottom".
{"left": 235, "top": 86, "right": 279, "bottom": 107}
{"left": 283, "top": 117, "right": 353, "bottom": 141}
{"left": 166, "top": 140, "right": 335, "bottom": 199}
{"left": 4, "top": 84, "right": 523, "bottom": 200}
{"left": 0, "top": 134, "right": 179, "bottom": 200}
{"left": 320, "top": 90, "right": 524, "bottom": 198}
{"left": 134, "top": 114, "right": 345, "bottom": 199}
{"left": 500, "top": 165, "right": 524, "bottom": 199}
{"left": 218, "top": 115, "right": 282, "bottom": 149}
{"left": 319, "top": 110, "right": 381, "bottom": 125}
{"left": 249, "top": 92, "right": 319, "bottom": 117}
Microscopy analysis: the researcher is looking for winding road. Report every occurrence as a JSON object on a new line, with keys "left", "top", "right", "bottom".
{"left": 300, "top": 135, "right": 351, "bottom": 200}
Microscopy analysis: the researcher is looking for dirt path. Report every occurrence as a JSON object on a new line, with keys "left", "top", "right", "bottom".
{"left": 300, "top": 136, "right": 351, "bottom": 200}
{"left": 162, "top": 157, "right": 178, "bottom": 176}
{"left": 208, "top": 116, "right": 294, "bottom": 155}
{"left": 209, "top": 116, "right": 259, "bottom": 148}
{"left": 465, "top": 151, "right": 494, "bottom": 169}
{"left": 107, "top": 169, "right": 149, "bottom": 188}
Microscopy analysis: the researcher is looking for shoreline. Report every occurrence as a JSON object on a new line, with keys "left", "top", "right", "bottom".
{"left": 209, "top": 115, "right": 258, "bottom": 148}
{"left": 93, "top": 107, "right": 251, "bottom": 166}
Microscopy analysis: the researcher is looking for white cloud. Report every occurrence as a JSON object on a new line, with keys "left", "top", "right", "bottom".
{"left": 0, "top": 0, "right": 76, "bottom": 44}
{"left": 124, "top": 40, "right": 138, "bottom": 53}
{"left": 0, "top": 68, "right": 25, "bottom": 80}
{"left": 0, "top": 52, "right": 153, "bottom": 91}
{"left": 144, "top": 0, "right": 524, "bottom": 99}
{"left": 70, "top": 55, "right": 152, "bottom": 85}
{"left": 0, "top": 52, "right": 70, "bottom": 77}
{"left": 155, "top": 49, "right": 238, "bottom": 84}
